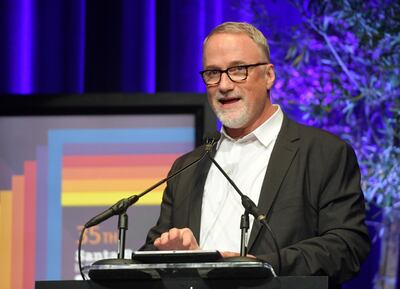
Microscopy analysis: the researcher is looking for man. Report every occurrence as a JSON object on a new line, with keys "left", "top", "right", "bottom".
{"left": 141, "top": 22, "right": 370, "bottom": 286}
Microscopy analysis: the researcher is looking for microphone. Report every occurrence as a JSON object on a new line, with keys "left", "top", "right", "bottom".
{"left": 204, "top": 131, "right": 221, "bottom": 153}
{"left": 204, "top": 133, "right": 282, "bottom": 275}
{"left": 84, "top": 133, "right": 220, "bottom": 228}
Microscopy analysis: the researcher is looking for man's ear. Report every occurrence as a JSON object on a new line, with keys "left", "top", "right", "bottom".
{"left": 265, "top": 64, "right": 275, "bottom": 90}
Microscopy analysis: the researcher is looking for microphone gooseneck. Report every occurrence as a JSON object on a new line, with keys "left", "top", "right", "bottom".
{"left": 204, "top": 135, "right": 282, "bottom": 275}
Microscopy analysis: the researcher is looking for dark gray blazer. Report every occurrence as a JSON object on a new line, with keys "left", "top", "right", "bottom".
{"left": 142, "top": 115, "right": 370, "bottom": 286}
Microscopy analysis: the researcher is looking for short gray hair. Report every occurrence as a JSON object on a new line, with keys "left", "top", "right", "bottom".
{"left": 203, "top": 22, "right": 271, "bottom": 62}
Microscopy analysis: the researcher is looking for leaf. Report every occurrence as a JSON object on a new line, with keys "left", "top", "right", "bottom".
{"left": 285, "top": 46, "right": 298, "bottom": 60}
{"left": 292, "top": 51, "right": 305, "bottom": 66}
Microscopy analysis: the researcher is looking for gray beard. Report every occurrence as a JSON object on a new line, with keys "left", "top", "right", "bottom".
{"left": 214, "top": 107, "right": 250, "bottom": 129}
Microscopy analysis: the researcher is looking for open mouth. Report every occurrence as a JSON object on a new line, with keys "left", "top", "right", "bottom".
{"left": 219, "top": 97, "right": 241, "bottom": 105}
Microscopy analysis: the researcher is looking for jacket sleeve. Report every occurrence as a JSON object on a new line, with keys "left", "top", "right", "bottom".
{"left": 139, "top": 160, "right": 179, "bottom": 251}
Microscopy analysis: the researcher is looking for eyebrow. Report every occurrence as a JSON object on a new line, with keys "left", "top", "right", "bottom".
{"left": 204, "top": 61, "right": 248, "bottom": 70}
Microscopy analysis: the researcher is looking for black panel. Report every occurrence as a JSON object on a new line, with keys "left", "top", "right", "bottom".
{"left": 0, "top": 93, "right": 216, "bottom": 147}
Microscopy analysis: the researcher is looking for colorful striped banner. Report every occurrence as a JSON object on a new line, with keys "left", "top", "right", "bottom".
{"left": 62, "top": 178, "right": 164, "bottom": 192}
{"left": 35, "top": 146, "right": 48, "bottom": 281}
{"left": 62, "top": 166, "right": 170, "bottom": 179}
{"left": 23, "top": 161, "right": 36, "bottom": 289}
{"left": 62, "top": 154, "right": 180, "bottom": 167}
{"left": 62, "top": 142, "right": 193, "bottom": 155}
{"left": 0, "top": 190, "right": 12, "bottom": 289}
{"left": 46, "top": 127, "right": 194, "bottom": 279}
{"left": 61, "top": 190, "right": 164, "bottom": 206}
{"left": 11, "top": 176, "right": 24, "bottom": 289}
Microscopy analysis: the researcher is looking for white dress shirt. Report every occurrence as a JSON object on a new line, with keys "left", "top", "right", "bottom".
{"left": 199, "top": 105, "right": 283, "bottom": 252}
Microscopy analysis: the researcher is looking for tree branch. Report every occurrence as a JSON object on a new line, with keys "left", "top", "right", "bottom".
{"left": 306, "top": 19, "right": 362, "bottom": 92}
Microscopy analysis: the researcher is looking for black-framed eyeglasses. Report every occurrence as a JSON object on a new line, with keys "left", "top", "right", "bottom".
{"left": 199, "top": 62, "right": 269, "bottom": 85}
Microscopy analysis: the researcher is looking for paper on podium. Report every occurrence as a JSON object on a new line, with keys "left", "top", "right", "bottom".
{"left": 132, "top": 250, "right": 222, "bottom": 263}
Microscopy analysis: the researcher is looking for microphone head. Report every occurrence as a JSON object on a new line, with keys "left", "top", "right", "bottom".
{"left": 203, "top": 132, "right": 221, "bottom": 152}
{"left": 203, "top": 131, "right": 221, "bottom": 144}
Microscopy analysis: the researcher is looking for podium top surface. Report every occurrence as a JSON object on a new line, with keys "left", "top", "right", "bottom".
{"left": 83, "top": 261, "right": 276, "bottom": 280}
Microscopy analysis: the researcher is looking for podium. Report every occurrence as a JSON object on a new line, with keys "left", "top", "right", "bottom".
{"left": 36, "top": 276, "right": 328, "bottom": 289}
{"left": 35, "top": 261, "right": 329, "bottom": 289}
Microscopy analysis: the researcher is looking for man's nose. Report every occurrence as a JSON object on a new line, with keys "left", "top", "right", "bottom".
{"left": 218, "top": 71, "right": 234, "bottom": 92}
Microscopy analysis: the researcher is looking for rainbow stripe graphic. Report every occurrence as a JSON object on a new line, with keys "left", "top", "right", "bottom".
{"left": 0, "top": 125, "right": 195, "bottom": 289}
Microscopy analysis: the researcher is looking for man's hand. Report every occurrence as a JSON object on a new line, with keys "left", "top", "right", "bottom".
{"left": 154, "top": 228, "right": 199, "bottom": 250}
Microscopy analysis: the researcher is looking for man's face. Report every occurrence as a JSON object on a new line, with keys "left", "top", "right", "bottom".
{"left": 203, "top": 33, "right": 275, "bottom": 137}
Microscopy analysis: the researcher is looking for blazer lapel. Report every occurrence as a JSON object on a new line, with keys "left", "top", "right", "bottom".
{"left": 188, "top": 146, "right": 215, "bottom": 242}
{"left": 248, "top": 116, "right": 300, "bottom": 250}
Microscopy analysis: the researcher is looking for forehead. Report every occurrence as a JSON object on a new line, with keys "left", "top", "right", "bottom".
{"left": 203, "top": 33, "right": 264, "bottom": 67}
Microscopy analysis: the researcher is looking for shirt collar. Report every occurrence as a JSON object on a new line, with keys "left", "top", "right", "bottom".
{"left": 219, "top": 105, "right": 283, "bottom": 148}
